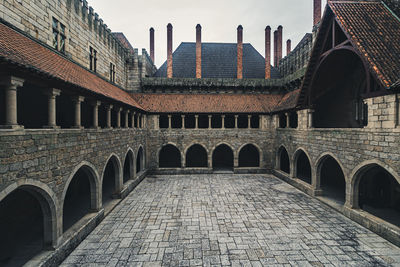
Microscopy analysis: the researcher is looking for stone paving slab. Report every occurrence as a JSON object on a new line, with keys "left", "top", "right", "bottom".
{"left": 61, "top": 174, "right": 400, "bottom": 266}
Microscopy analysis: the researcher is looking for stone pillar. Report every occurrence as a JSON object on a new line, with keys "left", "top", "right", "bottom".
{"left": 259, "top": 116, "right": 262, "bottom": 129}
{"left": 1, "top": 76, "right": 24, "bottom": 129}
{"left": 247, "top": 115, "right": 251, "bottom": 128}
{"left": 168, "top": 115, "right": 172, "bottom": 129}
{"left": 91, "top": 101, "right": 101, "bottom": 129}
{"left": 235, "top": 115, "right": 238, "bottom": 128}
{"left": 43, "top": 88, "right": 61, "bottom": 129}
{"left": 181, "top": 115, "right": 185, "bottom": 129}
{"left": 208, "top": 115, "right": 212, "bottom": 129}
{"left": 286, "top": 113, "right": 290, "bottom": 128}
{"left": 124, "top": 110, "right": 129, "bottom": 128}
{"left": 138, "top": 114, "right": 142, "bottom": 128}
{"left": 307, "top": 109, "right": 314, "bottom": 128}
{"left": 195, "top": 115, "right": 199, "bottom": 129}
{"left": 116, "top": 107, "right": 122, "bottom": 128}
{"left": 131, "top": 112, "right": 135, "bottom": 128}
{"left": 72, "top": 96, "right": 84, "bottom": 128}
{"left": 221, "top": 115, "right": 225, "bottom": 129}
{"left": 106, "top": 105, "right": 113, "bottom": 128}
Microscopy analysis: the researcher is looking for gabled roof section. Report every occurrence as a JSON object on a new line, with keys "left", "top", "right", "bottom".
{"left": 0, "top": 22, "right": 142, "bottom": 110}
{"left": 113, "top": 32, "right": 135, "bottom": 54}
{"left": 298, "top": 0, "right": 400, "bottom": 106}
{"left": 272, "top": 89, "right": 301, "bottom": 113}
{"left": 154, "top": 42, "right": 281, "bottom": 79}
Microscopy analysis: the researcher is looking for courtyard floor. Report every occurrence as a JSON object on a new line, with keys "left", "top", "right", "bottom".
{"left": 61, "top": 174, "right": 400, "bottom": 266}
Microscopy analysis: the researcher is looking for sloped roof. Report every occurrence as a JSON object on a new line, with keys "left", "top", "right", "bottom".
{"left": 154, "top": 42, "right": 281, "bottom": 79}
{"left": 131, "top": 93, "right": 283, "bottom": 113}
{"left": 273, "top": 89, "right": 301, "bottom": 113}
{"left": 113, "top": 32, "right": 135, "bottom": 54}
{"left": 0, "top": 22, "right": 142, "bottom": 110}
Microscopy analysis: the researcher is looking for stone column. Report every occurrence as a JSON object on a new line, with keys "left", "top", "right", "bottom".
{"left": 258, "top": 115, "right": 262, "bottom": 129}
{"left": 106, "top": 104, "right": 113, "bottom": 128}
{"left": 1, "top": 76, "right": 24, "bottom": 129}
{"left": 131, "top": 112, "right": 135, "bottom": 128}
{"left": 208, "top": 115, "right": 212, "bottom": 129}
{"left": 116, "top": 107, "right": 122, "bottom": 128}
{"left": 195, "top": 115, "right": 199, "bottom": 129}
{"left": 247, "top": 115, "right": 251, "bottom": 128}
{"left": 286, "top": 113, "right": 290, "bottom": 128}
{"left": 91, "top": 101, "right": 101, "bottom": 129}
{"left": 168, "top": 115, "right": 172, "bottom": 129}
{"left": 125, "top": 110, "right": 129, "bottom": 128}
{"left": 235, "top": 115, "right": 238, "bottom": 128}
{"left": 221, "top": 115, "right": 225, "bottom": 129}
{"left": 307, "top": 109, "right": 314, "bottom": 128}
{"left": 72, "top": 96, "right": 84, "bottom": 128}
{"left": 181, "top": 115, "right": 185, "bottom": 129}
{"left": 43, "top": 88, "right": 61, "bottom": 129}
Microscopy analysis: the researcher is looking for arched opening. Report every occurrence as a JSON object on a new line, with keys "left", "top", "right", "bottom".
{"left": 358, "top": 165, "right": 400, "bottom": 227}
{"left": 278, "top": 147, "right": 290, "bottom": 174}
{"left": 186, "top": 144, "right": 208, "bottom": 167}
{"left": 238, "top": 144, "right": 260, "bottom": 167}
{"left": 212, "top": 144, "right": 234, "bottom": 170}
{"left": 320, "top": 156, "right": 346, "bottom": 204}
{"left": 295, "top": 150, "right": 312, "bottom": 184}
{"left": 0, "top": 187, "right": 54, "bottom": 266}
{"left": 123, "top": 151, "right": 134, "bottom": 183}
{"left": 312, "top": 49, "right": 368, "bottom": 128}
{"left": 102, "top": 157, "right": 119, "bottom": 206}
{"left": 159, "top": 144, "right": 181, "bottom": 168}
{"left": 136, "top": 147, "right": 144, "bottom": 173}
{"left": 63, "top": 166, "right": 96, "bottom": 232}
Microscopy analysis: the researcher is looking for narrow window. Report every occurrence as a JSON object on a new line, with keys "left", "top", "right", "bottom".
{"left": 90, "top": 47, "right": 97, "bottom": 72}
{"left": 52, "top": 17, "right": 66, "bottom": 53}
{"left": 109, "top": 63, "right": 116, "bottom": 83}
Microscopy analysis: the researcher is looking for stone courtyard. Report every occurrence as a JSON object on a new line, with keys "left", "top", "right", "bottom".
{"left": 61, "top": 174, "right": 400, "bottom": 266}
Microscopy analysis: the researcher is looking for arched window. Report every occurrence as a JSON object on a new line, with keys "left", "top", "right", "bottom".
{"left": 295, "top": 150, "right": 312, "bottom": 184}
{"left": 159, "top": 144, "right": 181, "bottom": 168}
{"left": 186, "top": 145, "right": 208, "bottom": 167}
{"left": 123, "top": 151, "right": 134, "bottom": 183}
{"left": 319, "top": 156, "right": 346, "bottom": 204}
{"left": 278, "top": 147, "right": 290, "bottom": 174}
{"left": 212, "top": 144, "right": 234, "bottom": 170}
{"left": 238, "top": 144, "right": 260, "bottom": 167}
{"left": 103, "top": 156, "right": 119, "bottom": 206}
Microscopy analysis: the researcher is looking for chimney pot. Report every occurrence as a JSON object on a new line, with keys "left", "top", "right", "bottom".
{"left": 237, "top": 25, "right": 243, "bottom": 79}
{"left": 265, "top": 26, "right": 271, "bottom": 79}
{"left": 167, "top": 23, "right": 173, "bottom": 78}
{"left": 273, "top": 30, "right": 278, "bottom": 67}
{"left": 196, "top": 24, "right": 202, "bottom": 78}
{"left": 150, "top": 27, "right": 155, "bottom": 63}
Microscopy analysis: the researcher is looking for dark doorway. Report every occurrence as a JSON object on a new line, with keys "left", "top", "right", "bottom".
{"left": 136, "top": 147, "right": 144, "bottom": 173}
{"left": 320, "top": 156, "right": 346, "bottom": 204}
{"left": 103, "top": 158, "right": 118, "bottom": 206}
{"left": 159, "top": 144, "right": 181, "bottom": 168}
{"left": 186, "top": 144, "right": 208, "bottom": 167}
{"left": 289, "top": 112, "right": 298, "bottom": 128}
{"left": 0, "top": 188, "right": 52, "bottom": 266}
{"left": 279, "top": 147, "right": 290, "bottom": 174}
{"left": 279, "top": 114, "right": 287, "bottom": 128}
{"left": 238, "top": 144, "right": 260, "bottom": 167}
{"left": 212, "top": 144, "right": 234, "bottom": 170}
{"left": 63, "top": 167, "right": 93, "bottom": 232}
{"left": 359, "top": 166, "right": 400, "bottom": 227}
{"left": 123, "top": 151, "right": 134, "bottom": 183}
{"left": 296, "top": 150, "right": 312, "bottom": 184}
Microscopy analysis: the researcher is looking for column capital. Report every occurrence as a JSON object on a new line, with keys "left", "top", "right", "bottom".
{"left": 72, "top": 95, "right": 85, "bottom": 103}
{"left": 234, "top": 115, "right": 239, "bottom": 118}
{"left": 181, "top": 115, "right": 185, "bottom": 118}
{"left": 208, "top": 115, "right": 212, "bottom": 118}
{"left": 247, "top": 114, "right": 252, "bottom": 118}
{"left": 221, "top": 115, "right": 225, "bottom": 118}
{"left": 90, "top": 100, "right": 101, "bottom": 107}
{"left": 195, "top": 115, "right": 199, "bottom": 118}
{"left": 168, "top": 114, "right": 172, "bottom": 118}
{"left": 117, "top": 107, "right": 123, "bottom": 112}
{"left": 43, "top": 88, "right": 61, "bottom": 97}
{"left": 126, "top": 109, "right": 130, "bottom": 114}
{"left": 106, "top": 104, "right": 113, "bottom": 110}
{"left": 0, "top": 76, "right": 25, "bottom": 88}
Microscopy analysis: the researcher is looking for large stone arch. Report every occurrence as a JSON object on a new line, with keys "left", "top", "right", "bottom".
{"left": 238, "top": 143, "right": 261, "bottom": 167}
{"left": 101, "top": 153, "right": 123, "bottom": 205}
{"left": 349, "top": 160, "right": 400, "bottom": 209}
{"left": 0, "top": 180, "right": 59, "bottom": 248}
{"left": 136, "top": 145, "right": 145, "bottom": 173}
{"left": 276, "top": 145, "right": 290, "bottom": 174}
{"left": 158, "top": 143, "right": 182, "bottom": 168}
{"left": 292, "top": 147, "right": 313, "bottom": 184}
{"left": 123, "top": 147, "right": 136, "bottom": 183}
{"left": 211, "top": 142, "right": 235, "bottom": 170}
{"left": 315, "top": 152, "right": 349, "bottom": 188}
{"left": 185, "top": 143, "right": 209, "bottom": 168}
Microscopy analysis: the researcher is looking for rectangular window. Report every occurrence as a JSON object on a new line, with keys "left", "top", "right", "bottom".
{"left": 109, "top": 63, "right": 116, "bottom": 83}
{"left": 52, "top": 17, "right": 66, "bottom": 53}
{"left": 90, "top": 47, "right": 97, "bottom": 72}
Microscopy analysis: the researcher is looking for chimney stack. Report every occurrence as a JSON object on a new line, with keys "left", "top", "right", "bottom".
{"left": 237, "top": 25, "right": 243, "bottom": 79}
{"left": 150, "top": 27, "right": 155, "bottom": 63}
{"left": 287, "top": 39, "right": 291, "bottom": 56}
{"left": 314, "top": 0, "right": 322, "bottom": 26}
{"left": 167, "top": 23, "right": 173, "bottom": 78}
{"left": 196, "top": 24, "right": 202, "bottom": 79}
{"left": 273, "top": 30, "right": 278, "bottom": 67}
{"left": 277, "top": 25, "right": 283, "bottom": 66}
{"left": 265, "top": 26, "right": 271, "bottom": 79}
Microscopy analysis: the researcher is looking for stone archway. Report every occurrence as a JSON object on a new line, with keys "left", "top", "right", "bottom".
{"left": 186, "top": 144, "right": 208, "bottom": 168}
{"left": 159, "top": 144, "right": 182, "bottom": 168}
{"left": 238, "top": 144, "right": 260, "bottom": 167}
{"left": 212, "top": 144, "right": 234, "bottom": 170}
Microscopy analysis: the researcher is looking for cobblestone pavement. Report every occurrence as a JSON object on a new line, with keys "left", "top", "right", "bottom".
{"left": 61, "top": 174, "right": 400, "bottom": 266}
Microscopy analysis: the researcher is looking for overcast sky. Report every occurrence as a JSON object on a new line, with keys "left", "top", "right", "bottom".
{"left": 89, "top": 0, "right": 327, "bottom": 67}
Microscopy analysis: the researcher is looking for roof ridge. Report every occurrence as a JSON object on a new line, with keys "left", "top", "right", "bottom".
{"left": 381, "top": 0, "right": 400, "bottom": 22}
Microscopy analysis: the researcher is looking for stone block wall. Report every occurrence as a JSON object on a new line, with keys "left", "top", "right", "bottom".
{"left": 365, "top": 94, "right": 399, "bottom": 129}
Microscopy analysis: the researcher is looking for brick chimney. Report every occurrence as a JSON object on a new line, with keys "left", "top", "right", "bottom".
{"left": 237, "top": 25, "right": 243, "bottom": 79}
{"left": 277, "top": 25, "right": 283, "bottom": 66}
{"left": 314, "top": 0, "right": 322, "bottom": 26}
{"left": 167, "top": 23, "right": 173, "bottom": 78}
{"left": 287, "top": 39, "right": 291, "bottom": 56}
{"left": 265, "top": 26, "right": 271, "bottom": 79}
{"left": 273, "top": 30, "right": 278, "bottom": 67}
{"left": 196, "top": 24, "right": 202, "bottom": 79}
{"left": 150, "top": 27, "right": 155, "bottom": 63}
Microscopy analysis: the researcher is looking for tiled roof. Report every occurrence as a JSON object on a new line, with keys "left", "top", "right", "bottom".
{"left": 273, "top": 89, "right": 301, "bottom": 113}
{"left": 0, "top": 22, "right": 142, "bottom": 110}
{"left": 113, "top": 32, "right": 135, "bottom": 54}
{"left": 329, "top": 0, "right": 400, "bottom": 89}
{"left": 154, "top": 43, "right": 281, "bottom": 79}
{"left": 131, "top": 93, "right": 283, "bottom": 113}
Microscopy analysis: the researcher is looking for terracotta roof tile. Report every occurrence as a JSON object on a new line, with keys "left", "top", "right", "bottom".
{"left": 273, "top": 89, "right": 300, "bottom": 113}
{"left": 329, "top": 1, "right": 400, "bottom": 89}
{"left": 130, "top": 93, "right": 283, "bottom": 113}
{"left": 0, "top": 22, "right": 142, "bottom": 110}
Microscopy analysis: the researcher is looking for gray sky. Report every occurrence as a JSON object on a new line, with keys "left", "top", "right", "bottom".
{"left": 89, "top": 0, "right": 327, "bottom": 67}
